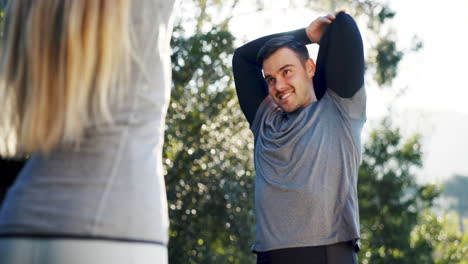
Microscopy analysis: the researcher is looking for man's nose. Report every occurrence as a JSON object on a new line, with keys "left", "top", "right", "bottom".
{"left": 274, "top": 77, "right": 287, "bottom": 91}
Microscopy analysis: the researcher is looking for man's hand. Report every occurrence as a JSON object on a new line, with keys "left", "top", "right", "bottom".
{"left": 306, "top": 11, "right": 344, "bottom": 43}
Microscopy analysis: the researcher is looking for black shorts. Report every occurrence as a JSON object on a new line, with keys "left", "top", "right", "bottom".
{"left": 256, "top": 241, "right": 357, "bottom": 264}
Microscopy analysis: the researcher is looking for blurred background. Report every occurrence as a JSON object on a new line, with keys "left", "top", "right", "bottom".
{"left": 166, "top": 0, "right": 468, "bottom": 263}
{"left": 1, "top": 0, "right": 467, "bottom": 263}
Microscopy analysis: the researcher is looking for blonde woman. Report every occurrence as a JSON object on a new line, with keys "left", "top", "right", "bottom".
{"left": 0, "top": 0, "right": 176, "bottom": 263}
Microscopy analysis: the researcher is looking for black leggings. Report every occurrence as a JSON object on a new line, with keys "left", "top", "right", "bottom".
{"left": 256, "top": 242, "right": 357, "bottom": 264}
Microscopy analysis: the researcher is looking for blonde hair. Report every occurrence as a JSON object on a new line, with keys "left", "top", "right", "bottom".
{"left": 0, "top": 0, "right": 131, "bottom": 157}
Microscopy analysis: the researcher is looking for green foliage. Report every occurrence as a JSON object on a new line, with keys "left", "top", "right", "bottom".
{"left": 358, "top": 121, "right": 467, "bottom": 263}
{"left": 412, "top": 211, "right": 468, "bottom": 264}
{"left": 377, "top": 6, "right": 396, "bottom": 24}
{"left": 374, "top": 37, "right": 404, "bottom": 86}
{"left": 165, "top": 26, "right": 255, "bottom": 264}
{"left": 358, "top": 119, "right": 441, "bottom": 263}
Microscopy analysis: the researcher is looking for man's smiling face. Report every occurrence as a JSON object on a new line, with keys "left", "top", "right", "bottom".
{"left": 263, "top": 47, "right": 316, "bottom": 113}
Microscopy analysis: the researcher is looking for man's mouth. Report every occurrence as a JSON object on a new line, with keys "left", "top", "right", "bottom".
{"left": 278, "top": 91, "right": 293, "bottom": 103}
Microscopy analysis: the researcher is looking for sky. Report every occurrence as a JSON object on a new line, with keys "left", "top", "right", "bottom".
{"left": 388, "top": 0, "right": 468, "bottom": 117}
{"left": 372, "top": 0, "right": 468, "bottom": 184}
{"left": 226, "top": 0, "right": 468, "bottom": 184}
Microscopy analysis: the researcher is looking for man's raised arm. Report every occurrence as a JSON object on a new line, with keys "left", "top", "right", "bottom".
{"left": 313, "top": 12, "right": 364, "bottom": 99}
{"left": 232, "top": 29, "right": 311, "bottom": 125}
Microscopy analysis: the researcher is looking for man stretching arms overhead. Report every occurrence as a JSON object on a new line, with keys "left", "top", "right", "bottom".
{"left": 232, "top": 11, "right": 365, "bottom": 264}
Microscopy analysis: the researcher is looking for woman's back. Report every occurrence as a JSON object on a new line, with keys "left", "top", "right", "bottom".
{"left": 0, "top": 0, "right": 176, "bottom": 246}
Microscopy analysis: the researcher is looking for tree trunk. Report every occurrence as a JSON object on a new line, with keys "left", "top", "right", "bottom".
{"left": 458, "top": 211, "right": 465, "bottom": 234}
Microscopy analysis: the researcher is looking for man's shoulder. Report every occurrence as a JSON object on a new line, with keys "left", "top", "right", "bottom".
{"left": 325, "top": 87, "right": 366, "bottom": 121}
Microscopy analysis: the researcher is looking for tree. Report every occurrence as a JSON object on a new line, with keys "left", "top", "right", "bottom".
{"left": 443, "top": 175, "right": 468, "bottom": 234}
{"left": 163, "top": 1, "right": 259, "bottom": 263}
{"left": 412, "top": 211, "right": 468, "bottom": 264}
{"left": 357, "top": 120, "right": 468, "bottom": 263}
{"left": 164, "top": 26, "right": 256, "bottom": 263}
{"left": 357, "top": 118, "right": 441, "bottom": 263}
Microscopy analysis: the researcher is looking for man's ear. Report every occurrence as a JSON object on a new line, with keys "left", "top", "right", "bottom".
{"left": 305, "top": 58, "right": 316, "bottom": 79}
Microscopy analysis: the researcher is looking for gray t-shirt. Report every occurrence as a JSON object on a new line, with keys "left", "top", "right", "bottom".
{"left": 251, "top": 87, "right": 366, "bottom": 252}
{"left": 0, "top": 0, "right": 176, "bottom": 245}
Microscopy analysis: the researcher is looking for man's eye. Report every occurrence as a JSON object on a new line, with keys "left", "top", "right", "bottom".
{"left": 284, "top": 69, "right": 291, "bottom": 75}
{"left": 266, "top": 78, "right": 275, "bottom": 85}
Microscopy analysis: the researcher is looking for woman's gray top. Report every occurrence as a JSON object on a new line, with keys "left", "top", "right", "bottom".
{"left": 0, "top": 0, "right": 176, "bottom": 246}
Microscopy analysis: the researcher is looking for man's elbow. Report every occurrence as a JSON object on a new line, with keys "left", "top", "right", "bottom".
{"left": 232, "top": 46, "right": 246, "bottom": 63}
{"left": 232, "top": 47, "right": 248, "bottom": 72}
